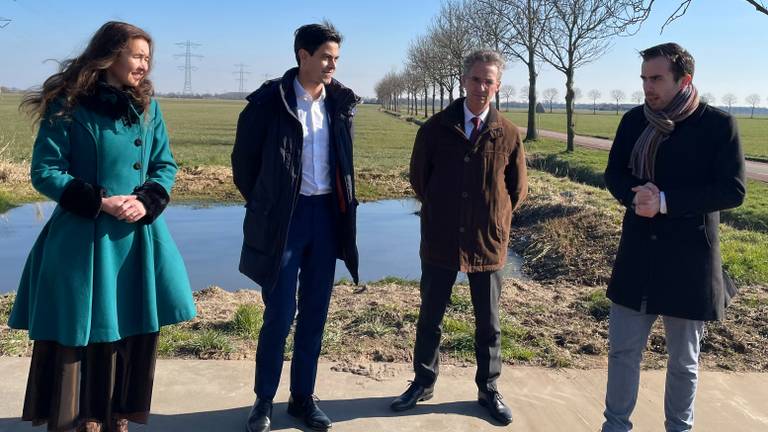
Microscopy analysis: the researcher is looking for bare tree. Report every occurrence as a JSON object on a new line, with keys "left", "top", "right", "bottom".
{"left": 631, "top": 90, "right": 644, "bottom": 105}
{"left": 746, "top": 94, "right": 761, "bottom": 118}
{"left": 588, "top": 89, "right": 601, "bottom": 114}
{"left": 543, "top": 87, "right": 558, "bottom": 113}
{"left": 610, "top": 89, "right": 626, "bottom": 115}
{"left": 722, "top": 93, "right": 738, "bottom": 113}
{"left": 700, "top": 92, "right": 716, "bottom": 105}
{"left": 466, "top": 0, "right": 516, "bottom": 110}
{"left": 538, "top": 0, "right": 651, "bottom": 151}
{"left": 500, "top": 85, "right": 516, "bottom": 111}
{"left": 407, "top": 36, "right": 438, "bottom": 118}
{"left": 478, "top": 0, "right": 553, "bottom": 141}
{"left": 432, "top": 0, "right": 477, "bottom": 100}
{"left": 573, "top": 87, "right": 582, "bottom": 104}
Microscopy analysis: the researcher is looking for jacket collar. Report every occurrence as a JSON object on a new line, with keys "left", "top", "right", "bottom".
{"left": 441, "top": 97, "right": 504, "bottom": 140}
{"left": 245, "top": 67, "right": 361, "bottom": 122}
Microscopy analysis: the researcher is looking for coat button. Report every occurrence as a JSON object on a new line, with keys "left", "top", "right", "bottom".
{"left": 464, "top": 156, "right": 470, "bottom": 163}
{"left": 461, "top": 192, "right": 468, "bottom": 198}
{"left": 133, "top": 162, "right": 142, "bottom": 170}
{"left": 459, "top": 227, "right": 465, "bottom": 233}
{"left": 134, "top": 138, "right": 142, "bottom": 146}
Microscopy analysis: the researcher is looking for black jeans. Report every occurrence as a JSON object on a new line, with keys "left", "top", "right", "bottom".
{"left": 413, "top": 262, "right": 503, "bottom": 393}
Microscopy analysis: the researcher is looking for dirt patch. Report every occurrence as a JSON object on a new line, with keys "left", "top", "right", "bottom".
{"left": 511, "top": 174, "right": 621, "bottom": 286}
{"left": 173, "top": 165, "right": 241, "bottom": 203}
{"left": 356, "top": 167, "right": 411, "bottom": 201}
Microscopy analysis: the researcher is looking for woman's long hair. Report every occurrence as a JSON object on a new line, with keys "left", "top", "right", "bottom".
{"left": 21, "top": 21, "right": 154, "bottom": 123}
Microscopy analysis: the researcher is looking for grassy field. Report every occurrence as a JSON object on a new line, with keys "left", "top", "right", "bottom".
{"left": 2, "top": 95, "right": 767, "bottom": 284}
{"left": 499, "top": 109, "right": 768, "bottom": 161}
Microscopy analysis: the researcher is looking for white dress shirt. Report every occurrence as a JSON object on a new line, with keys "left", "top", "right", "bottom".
{"left": 463, "top": 101, "right": 490, "bottom": 137}
{"left": 294, "top": 78, "right": 332, "bottom": 196}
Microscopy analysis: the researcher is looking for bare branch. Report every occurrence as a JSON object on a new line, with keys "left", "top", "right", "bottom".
{"left": 745, "top": 0, "right": 768, "bottom": 15}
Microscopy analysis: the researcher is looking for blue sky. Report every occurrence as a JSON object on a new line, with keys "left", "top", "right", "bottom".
{"left": 1, "top": 0, "right": 766, "bottom": 104}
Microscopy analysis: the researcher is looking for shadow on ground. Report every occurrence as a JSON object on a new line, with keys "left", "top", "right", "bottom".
{"left": 0, "top": 396, "right": 505, "bottom": 432}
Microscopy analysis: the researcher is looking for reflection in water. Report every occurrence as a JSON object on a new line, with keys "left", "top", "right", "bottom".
{"left": 0, "top": 200, "right": 525, "bottom": 293}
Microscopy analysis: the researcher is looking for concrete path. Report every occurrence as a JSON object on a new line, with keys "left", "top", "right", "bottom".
{"left": 521, "top": 128, "right": 768, "bottom": 183}
{"left": 1, "top": 358, "right": 767, "bottom": 431}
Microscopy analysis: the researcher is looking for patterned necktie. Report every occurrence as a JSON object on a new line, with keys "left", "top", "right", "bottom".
{"left": 469, "top": 116, "right": 482, "bottom": 143}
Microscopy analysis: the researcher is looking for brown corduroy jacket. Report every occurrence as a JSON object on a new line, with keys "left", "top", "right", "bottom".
{"left": 410, "top": 98, "right": 528, "bottom": 273}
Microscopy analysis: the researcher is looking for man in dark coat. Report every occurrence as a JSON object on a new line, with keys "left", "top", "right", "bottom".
{"left": 390, "top": 50, "right": 527, "bottom": 425}
{"left": 601, "top": 43, "right": 745, "bottom": 432}
{"left": 232, "top": 22, "right": 360, "bottom": 432}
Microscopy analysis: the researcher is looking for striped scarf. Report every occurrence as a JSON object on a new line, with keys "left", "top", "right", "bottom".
{"left": 629, "top": 84, "right": 700, "bottom": 180}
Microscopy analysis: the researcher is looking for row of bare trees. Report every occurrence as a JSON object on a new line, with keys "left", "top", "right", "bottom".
{"left": 375, "top": 0, "right": 766, "bottom": 151}
{"left": 376, "top": 0, "right": 655, "bottom": 151}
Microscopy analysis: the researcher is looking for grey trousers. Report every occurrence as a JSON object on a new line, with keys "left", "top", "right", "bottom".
{"left": 602, "top": 302, "right": 705, "bottom": 432}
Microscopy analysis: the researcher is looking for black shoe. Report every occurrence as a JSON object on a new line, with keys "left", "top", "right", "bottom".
{"left": 478, "top": 390, "right": 513, "bottom": 425}
{"left": 287, "top": 394, "right": 332, "bottom": 431}
{"left": 245, "top": 398, "right": 272, "bottom": 432}
{"left": 390, "top": 381, "right": 434, "bottom": 412}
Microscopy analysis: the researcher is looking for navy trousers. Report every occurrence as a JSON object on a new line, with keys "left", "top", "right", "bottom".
{"left": 254, "top": 194, "right": 338, "bottom": 400}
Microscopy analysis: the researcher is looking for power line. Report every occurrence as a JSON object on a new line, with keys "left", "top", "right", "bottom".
{"left": 174, "top": 41, "right": 202, "bottom": 95}
{"left": 232, "top": 63, "right": 250, "bottom": 96}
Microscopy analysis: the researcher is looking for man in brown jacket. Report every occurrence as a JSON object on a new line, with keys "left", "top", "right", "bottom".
{"left": 390, "top": 50, "right": 527, "bottom": 425}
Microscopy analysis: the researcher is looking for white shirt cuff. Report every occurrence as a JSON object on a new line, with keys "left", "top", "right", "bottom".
{"left": 660, "top": 191, "right": 667, "bottom": 214}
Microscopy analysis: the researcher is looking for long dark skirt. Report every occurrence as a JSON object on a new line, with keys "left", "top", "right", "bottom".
{"left": 21, "top": 332, "right": 159, "bottom": 432}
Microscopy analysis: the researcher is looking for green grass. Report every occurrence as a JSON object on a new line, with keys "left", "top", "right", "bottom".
{"left": 348, "top": 304, "right": 402, "bottom": 337}
{"left": 158, "top": 325, "right": 234, "bottom": 357}
{"left": 501, "top": 109, "right": 768, "bottom": 160}
{"left": 369, "top": 276, "right": 420, "bottom": 286}
{"left": 231, "top": 303, "right": 264, "bottom": 339}
{"left": 582, "top": 289, "right": 612, "bottom": 321}
{"left": 720, "top": 227, "right": 768, "bottom": 285}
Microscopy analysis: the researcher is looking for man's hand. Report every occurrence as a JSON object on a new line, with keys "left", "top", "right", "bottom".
{"left": 632, "top": 182, "right": 660, "bottom": 218}
{"left": 101, "top": 195, "right": 147, "bottom": 223}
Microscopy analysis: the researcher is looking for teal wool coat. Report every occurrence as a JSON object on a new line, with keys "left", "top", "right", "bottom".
{"left": 9, "top": 98, "right": 196, "bottom": 347}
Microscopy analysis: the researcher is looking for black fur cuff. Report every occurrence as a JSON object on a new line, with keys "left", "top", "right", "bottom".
{"left": 59, "top": 178, "right": 105, "bottom": 219}
{"left": 133, "top": 181, "right": 170, "bottom": 224}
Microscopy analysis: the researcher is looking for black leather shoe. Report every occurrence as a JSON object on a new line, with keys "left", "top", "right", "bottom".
{"left": 245, "top": 398, "right": 272, "bottom": 432}
{"left": 390, "top": 381, "right": 434, "bottom": 412}
{"left": 478, "top": 390, "right": 513, "bottom": 425}
{"left": 287, "top": 394, "right": 332, "bottom": 431}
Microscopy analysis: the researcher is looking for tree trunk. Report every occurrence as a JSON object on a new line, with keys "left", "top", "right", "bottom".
{"left": 565, "top": 70, "right": 575, "bottom": 152}
{"left": 495, "top": 92, "right": 500, "bottom": 111}
{"left": 440, "top": 85, "right": 445, "bottom": 109}
{"left": 432, "top": 83, "right": 436, "bottom": 116}
{"left": 525, "top": 58, "right": 538, "bottom": 141}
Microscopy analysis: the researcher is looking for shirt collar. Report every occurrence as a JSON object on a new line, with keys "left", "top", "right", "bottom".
{"left": 463, "top": 100, "right": 489, "bottom": 125}
{"left": 294, "top": 77, "right": 326, "bottom": 103}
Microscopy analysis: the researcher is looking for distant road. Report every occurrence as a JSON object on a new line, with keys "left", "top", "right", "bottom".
{"left": 522, "top": 128, "right": 768, "bottom": 183}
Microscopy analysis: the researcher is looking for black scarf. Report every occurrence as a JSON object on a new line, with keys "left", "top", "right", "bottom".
{"left": 79, "top": 81, "right": 144, "bottom": 126}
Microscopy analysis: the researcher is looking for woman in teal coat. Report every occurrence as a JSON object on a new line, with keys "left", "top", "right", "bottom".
{"left": 9, "top": 21, "right": 196, "bottom": 432}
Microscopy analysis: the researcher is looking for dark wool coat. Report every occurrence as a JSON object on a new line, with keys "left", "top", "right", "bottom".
{"left": 605, "top": 103, "right": 746, "bottom": 321}
{"left": 231, "top": 68, "right": 360, "bottom": 292}
{"left": 410, "top": 98, "right": 528, "bottom": 273}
